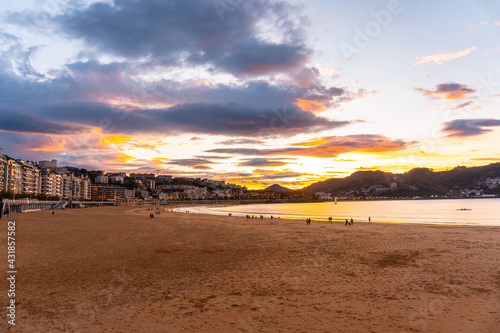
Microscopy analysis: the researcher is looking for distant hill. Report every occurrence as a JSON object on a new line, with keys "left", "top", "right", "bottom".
{"left": 264, "top": 184, "right": 293, "bottom": 193}
{"left": 304, "top": 163, "right": 500, "bottom": 197}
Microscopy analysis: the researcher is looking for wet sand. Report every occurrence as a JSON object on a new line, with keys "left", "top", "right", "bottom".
{"left": 1, "top": 205, "right": 499, "bottom": 332}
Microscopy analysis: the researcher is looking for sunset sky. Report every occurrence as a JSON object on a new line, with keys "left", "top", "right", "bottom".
{"left": 1, "top": 0, "right": 500, "bottom": 189}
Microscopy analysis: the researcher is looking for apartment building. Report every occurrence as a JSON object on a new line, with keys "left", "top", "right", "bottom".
{"left": 91, "top": 185, "right": 127, "bottom": 201}
{"left": 40, "top": 170, "right": 63, "bottom": 198}
{"left": 0, "top": 155, "right": 7, "bottom": 192}
{"left": 80, "top": 177, "right": 91, "bottom": 200}
{"left": 17, "top": 160, "right": 41, "bottom": 195}
{"left": 38, "top": 159, "right": 58, "bottom": 170}
{"left": 6, "top": 158, "right": 22, "bottom": 194}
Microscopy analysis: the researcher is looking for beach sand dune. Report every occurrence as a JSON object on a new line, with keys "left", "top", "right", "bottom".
{"left": 1, "top": 206, "right": 499, "bottom": 332}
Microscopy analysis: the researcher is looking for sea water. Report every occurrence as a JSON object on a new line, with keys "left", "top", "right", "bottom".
{"left": 180, "top": 198, "right": 500, "bottom": 226}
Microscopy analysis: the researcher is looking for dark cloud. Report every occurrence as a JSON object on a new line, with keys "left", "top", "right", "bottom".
{"left": 206, "top": 37, "right": 309, "bottom": 76}
{"left": 4, "top": 100, "right": 350, "bottom": 137}
{"left": 216, "top": 138, "right": 264, "bottom": 145}
{"left": 237, "top": 158, "right": 294, "bottom": 167}
{"left": 0, "top": 109, "right": 85, "bottom": 134}
{"left": 0, "top": 0, "right": 372, "bottom": 165}
{"left": 209, "top": 148, "right": 262, "bottom": 155}
{"left": 166, "top": 158, "right": 218, "bottom": 170}
{"left": 260, "top": 172, "right": 302, "bottom": 179}
{"left": 194, "top": 155, "right": 233, "bottom": 160}
{"left": 415, "top": 83, "right": 476, "bottom": 100}
{"left": 53, "top": 0, "right": 308, "bottom": 77}
{"left": 207, "top": 134, "right": 411, "bottom": 157}
{"left": 442, "top": 119, "right": 500, "bottom": 137}
{"left": 0, "top": 54, "right": 359, "bottom": 137}
{"left": 0, "top": 55, "right": 350, "bottom": 113}
{"left": 452, "top": 101, "right": 474, "bottom": 110}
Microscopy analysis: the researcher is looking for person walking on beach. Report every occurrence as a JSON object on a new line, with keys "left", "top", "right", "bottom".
{"left": 368, "top": 217, "right": 371, "bottom": 223}
{"left": 345, "top": 219, "right": 348, "bottom": 226}
{"left": 350, "top": 218, "right": 354, "bottom": 225}
{"left": 328, "top": 216, "right": 332, "bottom": 222}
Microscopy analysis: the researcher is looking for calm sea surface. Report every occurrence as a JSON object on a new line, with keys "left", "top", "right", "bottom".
{"left": 179, "top": 198, "right": 500, "bottom": 226}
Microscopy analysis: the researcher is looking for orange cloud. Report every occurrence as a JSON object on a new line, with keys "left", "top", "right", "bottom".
{"left": 152, "top": 157, "right": 169, "bottom": 166}
{"left": 415, "top": 83, "right": 476, "bottom": 101}
{"left": 31, "top": 147, "right": 64, "bottom": 152}
{"left": 102, "top": 135, "right": 131, "bottom": 145}
{"left": 116, "top": 154, "right": 135, "bottom": 163}
{"left": 193, "top": 78, "right": 210, "bottom": 87}
{"left": 207, "top": 135, "right": 413, "bottom": 158}
{"left": 290, "top": 138, "right": 331, "bottom": 147}
{"left": 295, "top": 99, "right": 326, "bottom": 112}
{"left": 415, "top": 46, "right": 477, "bottom": 65}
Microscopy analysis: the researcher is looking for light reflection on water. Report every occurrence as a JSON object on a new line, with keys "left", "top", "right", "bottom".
{"left": 178, "top": 198, "right": 500, "bottom": 226}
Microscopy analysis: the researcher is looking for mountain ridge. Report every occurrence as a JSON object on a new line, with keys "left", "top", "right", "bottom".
{"left": 302, "top": 163, "right": 500, "bottom": 197}
{"left": 264, "top": 184, "right": 293, "bottom": 193}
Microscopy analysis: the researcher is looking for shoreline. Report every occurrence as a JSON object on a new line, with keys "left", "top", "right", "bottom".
{"left": 171, "top": 201, "right": 500, "bottom": 227}
{"left": 7, "top": 200, "right": 499, "bottom": 227}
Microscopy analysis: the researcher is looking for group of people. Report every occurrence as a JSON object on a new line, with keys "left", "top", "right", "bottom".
{"left": 245, "top": 215, "right": 263, "bottom": 219}
{"left": 307, "top": 216, "right": 372, "bottom": 225}
{"left": 148, "top": 207, "right": 162, "bottom": 219}
{"left": 245, "top": 215, "right": 278, "bottom": 220}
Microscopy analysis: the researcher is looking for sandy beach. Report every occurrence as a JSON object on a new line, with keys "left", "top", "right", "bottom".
{"left": 1, "top": 205, "right": 500, "bottom": 332}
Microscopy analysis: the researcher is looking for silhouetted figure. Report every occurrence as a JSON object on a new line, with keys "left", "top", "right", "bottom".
{"left": 52, "top": 211, "right": 55, "bottom": 215}
{"left": 350, "top": 218, "right": 354, "bottom": 225}
{"left": 368, "top": 217, "right": 371, "bottom": 223}
{"left": 328, "top": 216, "right": 332, "bottom": 222}
{"left": 271, "top": 216, "right": 273, "bottom": 219}
{"left": 345, "top": 219, "right": 348, "bottom": 226}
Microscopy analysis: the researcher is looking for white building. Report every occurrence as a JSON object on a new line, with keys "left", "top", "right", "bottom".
{"left": 95, "top": 175, "right": 109, "bottom": 184}
{"left": 184, "top": 187, "right": 207, "bottom": 199}
{"left": 0, "top": 155, "right": 7, "bottom": 192}
{"left": 80, "top": 177, "right": 91, "bottom": 200}
{"left": 17, "top": 160, "right": 40, "bottom": 195}
{"left": 108, "top": 173, "right": 126, "bottom": 183}
{"left": 6, "top": 159, "right": 22, "bottom": 194}
{"left": 315, "top": 192, "right": 332, "bottom": 200}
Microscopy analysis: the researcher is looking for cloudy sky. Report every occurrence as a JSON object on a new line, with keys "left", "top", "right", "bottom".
{"left": 1, "top": 0, "right": 500, "bottom": 188}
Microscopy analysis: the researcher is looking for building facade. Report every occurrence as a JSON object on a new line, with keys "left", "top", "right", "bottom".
{"left": 18, "top": 160, "right": 40, "bottom": 195}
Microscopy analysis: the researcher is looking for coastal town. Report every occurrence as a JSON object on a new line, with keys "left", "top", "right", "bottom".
{"left": 0, "top": 154, "right": 250, "bottom": 201}
{"left": 2, "top": 153, "right": 499, "bottom": 202}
